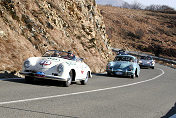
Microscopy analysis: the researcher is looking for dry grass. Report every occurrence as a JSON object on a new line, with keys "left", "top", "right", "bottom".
{"left": 99, "top": 5, "right": 176, "bottom": 60}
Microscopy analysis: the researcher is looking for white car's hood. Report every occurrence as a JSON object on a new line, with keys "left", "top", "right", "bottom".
{"left": 26, "top": 57, "right": 67, "bottom": 72}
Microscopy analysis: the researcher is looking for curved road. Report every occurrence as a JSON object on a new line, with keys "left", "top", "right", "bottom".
{"left": 0, "top": 64, "right": 175, "bottom": 118}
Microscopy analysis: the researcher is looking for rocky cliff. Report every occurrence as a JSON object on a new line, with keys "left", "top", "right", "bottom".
{"left": 0, "top": 0, "right": 111, "bottom": 73}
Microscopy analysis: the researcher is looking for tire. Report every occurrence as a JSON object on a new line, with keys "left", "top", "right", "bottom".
{"left": 135, "top": 70, "right": 139, "bottom": 78}
{"left": 131, "top": 70, "right": 136, "bottom": 79}
{"left": 81, "top": 72, "right": 89, "bottom": 85}
{"left": 63, "top": 71, "right": 72, "bottom": 87}
{"left": 107, "top": 72, "right": 111, "bottom": 76}
{"left": 25, "top": 76, "right": 34, "bottom": 83}
{"left": 151, "top": 66, "right": 154, "bottom": 69}
{"left": 131, "top": 74, "right": 135, "bottom": 79}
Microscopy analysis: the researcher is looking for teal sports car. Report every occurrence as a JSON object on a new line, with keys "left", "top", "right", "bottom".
{"left": 106, "top": 55, "right": 140, "bottom": 78}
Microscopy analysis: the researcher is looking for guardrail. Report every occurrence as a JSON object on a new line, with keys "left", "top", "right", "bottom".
{"left": 112, "top": 48, "right": 176, "bottom": 65}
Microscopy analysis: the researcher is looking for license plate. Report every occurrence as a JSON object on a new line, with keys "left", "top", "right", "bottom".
{"left": 35, "top": 72, "right": 45, "bottom": 77}
{"left": 115, "top": 72, "right": 123, "bottom": 75}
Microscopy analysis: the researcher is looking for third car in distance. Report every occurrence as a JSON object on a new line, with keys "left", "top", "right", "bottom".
{"left": 138, "top": 56, "right": 155, "bottom": 69}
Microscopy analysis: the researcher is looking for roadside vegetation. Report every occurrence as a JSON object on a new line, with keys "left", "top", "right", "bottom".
{"left": 98, "top": 5, "right": 176, "bottom": 62}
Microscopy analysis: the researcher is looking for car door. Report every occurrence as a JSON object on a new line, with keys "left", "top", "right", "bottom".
{"left": 74, "top": 60, "right": 85, "bottom": 80}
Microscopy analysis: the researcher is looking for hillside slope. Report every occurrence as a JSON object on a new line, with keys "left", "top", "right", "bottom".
{"left": 0, "top": 0, "right": 111, "bottom": 73}
{"left": 99, "top": 5, "right": 176, "bottom": 60}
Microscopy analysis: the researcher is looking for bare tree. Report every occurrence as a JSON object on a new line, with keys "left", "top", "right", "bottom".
{"left": 145, "top": 4, "right": 174, "bottom": 11}
{"left": 145, "top": 5, "right": 160, "bottom": 11}
{"left": 121, "top": 2, "right": 143, "bottom": 10}
{"left": 130, "top": 2, "right": 143, "bottom": 10}
{"left": 122, "top": 2, "right": 131, "bottom": 9}
{"left": 158, "top": 5, "right": 174, "bottom": 11}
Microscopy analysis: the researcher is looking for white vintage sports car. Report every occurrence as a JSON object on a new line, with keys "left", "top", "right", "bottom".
{"left": 138, "top": 56, "right": 155, "bottom": 69}
{"left": 20, "top": 50, "right": 92, "bottom": 87}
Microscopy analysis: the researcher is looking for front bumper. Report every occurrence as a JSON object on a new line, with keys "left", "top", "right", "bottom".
{"left": 20, "top": 72, "right": 67, "bottom": 81}
{"left": 106, "top": 69, "right": 134, "bottom": 76}
{"left": 139, "top": 63, "right": 154, "bottom": 68}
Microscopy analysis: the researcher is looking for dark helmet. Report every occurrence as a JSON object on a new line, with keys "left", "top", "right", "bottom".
{"left": 68, "top": 50, "right": 73, "bottom": 53}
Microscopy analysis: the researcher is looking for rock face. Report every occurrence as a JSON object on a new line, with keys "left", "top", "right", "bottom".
{"left": 0, "top": 0, "right": 111, "bottom": 73}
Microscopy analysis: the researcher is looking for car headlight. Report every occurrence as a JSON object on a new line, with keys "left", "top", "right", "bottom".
{"left": 138, "top": 60, "right": 142, "bottom": 63}
{"left": 24, "top": 61, "right": 30, "bottom": 68}
{"left": 57, "top": 64, "right": 64, "bottom": 75}
{"left": 127, "top": 65, "right": 134, "bottom": 71}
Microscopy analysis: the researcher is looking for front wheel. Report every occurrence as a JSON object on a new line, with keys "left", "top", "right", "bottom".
{"left": 107, "top": 72, "right": 112, "bottom": 76}
{"left": 80, "top": 72, "right": 89, "bottom": 85}
{"left": 63, "top": 71, "right": 72, "bottom": 87}
{"left": 131, "top": 70, "right": 137, "bottom": 79}
{"left": 25, "top": 76, "right": 34, "bottom": 83}
{"left": 131, "top": 74, "right": 135, "bottom": 79}
{"left": 135, "top": 69, "right": 139, "bottom": 78}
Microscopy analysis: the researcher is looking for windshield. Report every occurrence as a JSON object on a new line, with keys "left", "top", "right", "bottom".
{"left": 140, "top": 56, "right": 152, "bottom": 60}
{"left": 114, "top": 56, "right": 134, "bottom": 62}
{"left": 42, "top": 50, "right": 76, "bottom": 60}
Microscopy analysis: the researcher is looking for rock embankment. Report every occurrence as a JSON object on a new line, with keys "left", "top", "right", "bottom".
{"left": 0, "top": 0, "right": 111, "bottom": 73}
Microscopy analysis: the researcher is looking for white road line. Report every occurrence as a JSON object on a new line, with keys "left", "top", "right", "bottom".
{"left": 0, "top": 68, "right": 165, "bottom": 105}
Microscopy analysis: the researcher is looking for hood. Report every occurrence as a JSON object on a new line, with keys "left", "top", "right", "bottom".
{"left": 37, "top": 57, "right": 65, "bottom": 68}
{"left": 109, "top": 61, "right": 133, "bottom": 69}
{"left": 26, "top": 57, "right": 65, "bottom": 71}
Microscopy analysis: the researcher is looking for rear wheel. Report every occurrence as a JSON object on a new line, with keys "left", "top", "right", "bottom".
{"left": 131, "top": 74, "right": 135, "bottom": 79}
{"left": 107, "top": 72, "right": 111, "bottom": 76}
{"left": 81, "top": 72, "right": 89, "bottom": 85}
{"left": 151, "top": 66, "right": 154, "bottom": 69}
{"left": 63, "top": 71, "right": 72, "bottom": 87}
{"left": 135, "top": 69, "right": 139, "bottom": 78}
{"left": 131, "top": 70, "right": 137, "bottom": 79}
{"left": 25, "top": 76, "right": 34, "bottom": 83}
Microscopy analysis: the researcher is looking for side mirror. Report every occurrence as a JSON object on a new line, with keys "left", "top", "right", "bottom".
{"left": 76, "top": 58, "right": 84, "bottom": 62}
{"left": 80, "top": 58, "right": 84, "bottom": 61}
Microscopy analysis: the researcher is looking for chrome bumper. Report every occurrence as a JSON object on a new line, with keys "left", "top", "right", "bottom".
{"left": 20, "top": 72, "right": 67, "bottom": 81}
{"left": 106, "top": 69, "right": 134, "bottom": 76}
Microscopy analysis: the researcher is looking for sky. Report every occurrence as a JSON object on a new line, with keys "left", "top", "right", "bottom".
{"left": 96, "top": 0, "right": 176, "bottom": 9}
{"left": 124, "top": 0, "right": 176, "bottom": 9}
{"left": 96, "top": 0, "right": 124, "bottom": 6}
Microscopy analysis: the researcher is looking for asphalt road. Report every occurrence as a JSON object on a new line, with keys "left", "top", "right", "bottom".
{"left": 0, "top": 64, "right": 176, "bottom": 118}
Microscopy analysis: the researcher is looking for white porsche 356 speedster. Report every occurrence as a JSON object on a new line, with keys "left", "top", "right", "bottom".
{"left": 20, "top": 50, "right": 92, "bottom": 87}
